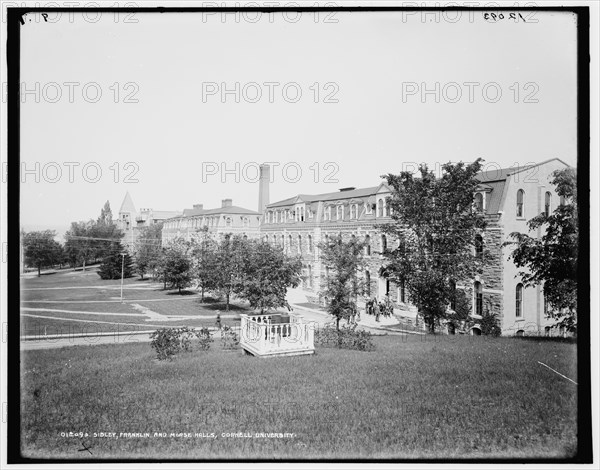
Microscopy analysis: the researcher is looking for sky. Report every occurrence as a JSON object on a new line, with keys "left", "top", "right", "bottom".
{"left": 17, "top": 9, "right": 578, "bottom": 236}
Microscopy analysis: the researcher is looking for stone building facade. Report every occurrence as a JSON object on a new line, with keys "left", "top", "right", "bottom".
{"left": 261, "top": 158, "right": 572, "bottom": 336}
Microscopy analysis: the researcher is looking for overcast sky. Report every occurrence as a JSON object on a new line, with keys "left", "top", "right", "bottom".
{"left": 18, "top": 9, "right": 578, "bottom": 235}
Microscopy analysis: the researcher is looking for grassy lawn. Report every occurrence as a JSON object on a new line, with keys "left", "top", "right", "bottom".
{"left": 20, "top": 269, "right": 254, "bottom": 337}
{"left": 20, "top": 334, "right": 577, "bottom": 460}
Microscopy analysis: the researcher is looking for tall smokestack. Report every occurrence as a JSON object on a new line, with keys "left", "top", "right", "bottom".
{"left": 258, "top": 164, "right": 270, "bottom": 214}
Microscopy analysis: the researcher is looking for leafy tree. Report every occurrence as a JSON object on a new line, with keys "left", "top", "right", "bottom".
{"left": 189, "top": 227, "right": 218, "bottom": 301}
{"left": 22, "top": 230, "right": 63, "bottom": 276}
{"left": 97, "top": 200, "right": 113, "bottom": 226}
{"left": 319, "top": 234, "right": 367, "bottom": 330}
{"left": 64, "top": 221, "right": 96, "bottom": 270}
{"left": 381, "top": 159, "right": 487, "bottom": 333}
{"left": 160, "top": 239, "right": 193, "bottom": 294}
{"left": 93, "top": 202, "right": 123, "bottom": 260}
{"left": 235, "top": 240, "right": 303, "bottom": 313}
{"left": 504, "top": 168, "right": 578, "bottom": 332}
{"left": 134, "top": 222, "right": 163, "bottom": 280}
{"left": 212, "top": 234, "right": 246, "bottom": 311}
{"left": 98, "top": 242, "right": 133, "bottom": 280}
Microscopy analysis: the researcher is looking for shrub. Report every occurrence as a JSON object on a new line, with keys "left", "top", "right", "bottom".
{"left": 150, "top": 328, "right": 183, "bottom": 361}
{"left": 150, "top": 327, "right": 214, "bottom": 360}
{"left": 220, "top": 325, "right": 239, "bottom": 350}
{"left": 480, "top": 309, "right": 502, "bottom": 337}
{"left": 315, "top": 324, "right": 375, "bottom": 352}
{"left": 195, "top": 327, "right": 214, "bottom": 350}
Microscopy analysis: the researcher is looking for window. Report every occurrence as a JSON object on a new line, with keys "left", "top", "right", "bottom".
{"left": 516, "top": 189, "right": 524, "bottom": 217}
{"left": 225, "top": 217, "right": 232, "bottom": 227}
{"left": 297, "top": 235, "right": 302, "bottom": 254}
{"left": 264, "top": 235, "right": 269, "bottom": 244}
{"left": 365, "top": 202, "right": 373, "bottom": 215}
{"left": 350, "top": 204, "right": 358, "bottom": 219}
{"left": 377, "top": 199, "right": 384, "bottom": 217}
{"left": 288, "top": 234, "right": 293, "bottom": 253}
{"left": 515, "top": 283, "right": 523, "bottom": 317}
{"left": 381, "top": 235, "right": 387, "bottom": 253}
{"left": 365, "top": 235, "right": 371, "bottom": 256}
{"left": 474, "top": 281, "right": 483, "bottom": 316}
{"left": 475, "top": 234, "right": 483, "bottom": 258}
{"left": 325, "top": 206, "right": 332, "bottom": 221}
{"left": 308, "top": 235, "right": 313, "bottom": 253}
{"left": 474, "top": 193, "right": 484, "bottom": 212}
{"left": 544, "top": 192, "right": 551, "bottom": 216}
{"left": 385, "top": 200, "right": 391, "bottom": 217}
{"left": 243, "top": 217, "right": 249, "bottom": 228}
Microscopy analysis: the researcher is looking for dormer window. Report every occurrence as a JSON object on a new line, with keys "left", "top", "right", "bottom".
{"left": 377, "top": 199, "right": 384, "bottom": 217}
{"left": 474, "top": 193, "right": 484, "bottom": 212}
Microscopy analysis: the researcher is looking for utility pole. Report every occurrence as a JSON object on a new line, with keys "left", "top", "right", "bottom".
{"left": 120, "top": 253, "right": 125, "bottom": 303}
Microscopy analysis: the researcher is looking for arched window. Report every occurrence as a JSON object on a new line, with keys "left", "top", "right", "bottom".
{"left": 385, "top": 200, "right": 391, "bottom": 217}
{"left": 337, "top": 205, "right": 344, "bottom": 220}
{"left": 475, "top": 234, "right": 483, "bottom": 258}
{"left": 474, "top": 193, "right": 484, "bottom": 212}
{"left": 225, "top": 217, "right": 232, "bottom": 227}
{"left": 516, "top": 189, "right": 524, "bottom": 217}
{"left": 377, "top": 199, "right": 384, "bottom": 217}
{"left": 308, "top": 235, "right": 313, "bottom": 253}
{"left": 544, "top": 191, "right": 552, "bottom": 216}
{"left": 381, "top": 235, "right": 387, "bottom": 253}
{"left": 474, "top": 281, "right": 483, "bottom": 316}
{"left": 297, "top": 235, "right": 302, "bottom": 254}
{"left": 515, "top": 283, "right": 523, "bottom": 317}
{"left": 365, "top": 235, "right": 371, "bottom": 256}
{"left": 288, "top": 234, "right": 293, "bottom": 253}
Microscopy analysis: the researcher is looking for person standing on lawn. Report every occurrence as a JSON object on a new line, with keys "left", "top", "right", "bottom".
{"left": 374, "top": 299, "right": 380, "bottom": 322}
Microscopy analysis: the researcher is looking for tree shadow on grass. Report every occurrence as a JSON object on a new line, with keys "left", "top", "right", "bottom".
{"left": 165, "top": 290, "right": 197, "bottom": 296}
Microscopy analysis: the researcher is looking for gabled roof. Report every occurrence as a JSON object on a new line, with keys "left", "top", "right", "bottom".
{"left": 475, "top": 158, "right": 571, "bottom": 183}
{"left": 119, "top": 192, "right": 136, "bottom": 214}
{"left": 267, "top": 184, "right": 389, "bottom": 209}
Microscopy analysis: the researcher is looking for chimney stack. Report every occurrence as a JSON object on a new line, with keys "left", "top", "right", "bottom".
{"left": 221, "top": 199, "right": 232, "bottom": 208}
{"left": 193, "top": 204, "right": 203, "bottom": 210}
{"left": 258, "top": 164, "right": 271, "bottom": 214}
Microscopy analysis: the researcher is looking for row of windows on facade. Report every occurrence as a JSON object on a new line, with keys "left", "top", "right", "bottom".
{"left": 514, "top": 190, "right": 565, "bottom": 219}
{"left": 265, "top": 199, "right": 393, "bottom": 224}
{"left": 163, "top": 216, "right": 253, "bottom": 230}
{"left": 262, "top": 233, "right": 486, "bottom": 258}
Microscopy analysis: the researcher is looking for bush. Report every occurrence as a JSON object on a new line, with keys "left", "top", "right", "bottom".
{"left": 315, "top": 324, "right": 375, "bottom": 351}
{"left": 150, "top": 327, "right": 214, "bottom": 360}
{"left": 195, "top": 327, "right": 213, "bottom": 350}
{"left": 480, "top": 310, "right": 502, "bottom": 337}
{"left": 220, "top": 325, "right": 239, "bottom": 350}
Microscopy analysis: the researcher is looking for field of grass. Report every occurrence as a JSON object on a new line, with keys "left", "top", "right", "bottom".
{"left": 20, "top": 334, "right": 578, "bottom": 460}
{"left": 20, "top": 269, "right": 254, "bottom": 337}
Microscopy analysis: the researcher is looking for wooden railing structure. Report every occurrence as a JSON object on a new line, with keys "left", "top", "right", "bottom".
{"left": 239, "top": 312, "right": 315, "bottom": 357}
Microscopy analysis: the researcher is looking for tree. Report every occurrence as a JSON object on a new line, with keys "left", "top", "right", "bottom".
{"left": 160, "top": 239, "right": 193, "bottom": 294}
{"left": 504, "top": 168, "right": 578, "bottom": 332}
{"left": 381, "top": 159, "right": 487, "bottom": 333}
{"left": 134, "top": 223, "right": 163, "bottom": 280}
{"left": 98, "top": 242, "right": 133, "bottom": 280}
{"left": 22, "top": 230, "right": 63, "bottom": 276}
{"left": 319, "top": 234, "right": 367, "bottom": 330}
{"left": 212, "top": 235, "right": 246, "bottom": 311}
{"left": 189, "top": 227, "right": 218, "bottom": 301}
{"left": 97, "top": 200, "right": 113, "bottom": 226}
{"left": 64, "top": 221, "right": 95, "bottom": 270}
{"left": 235, "top": 240, "right": 303, "bottom": 313}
